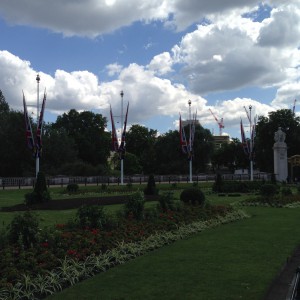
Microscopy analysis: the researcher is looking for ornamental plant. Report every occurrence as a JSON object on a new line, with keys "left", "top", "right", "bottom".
{"left": 66, "top": 183, "right": 79, "bottom": 194}
{"left": 8, "top": 211, "right": 40, "bottom": 249}
{"left": 158, "top": 191, "right": 176, "bottom": 212}
{"left": 124, "top": 190, "right": 145, "bottom": 220}
{"left": 77, "top": 205, "right": 109, "bottom": 229}
{"left": 25, "top": 171, "right": 51, "bottom": 205}
{"left": 180, "top": 187, "right": 205, "bottom": 206}
{"left": 144, "top": 174, "right": 158, "bottom": 195}
{"left": 259, "top": 183, "right": 277, "bottom": 201}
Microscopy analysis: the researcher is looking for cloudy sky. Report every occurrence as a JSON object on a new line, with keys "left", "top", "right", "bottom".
{"left": 0, "top": 0, "right": 299, "bottom": 139}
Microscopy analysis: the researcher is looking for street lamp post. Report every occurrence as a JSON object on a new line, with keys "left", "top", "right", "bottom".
{"left": 188, "top": 100, "right": 193, "bottom": 183}
{"left": 249, "top": 105, "right": 253, "bottom": 181}
{"left": 120, "top": 90, "right": 124, "bottom": 185}
{"left": 36, "top": 74, "right": 40, "bottom": 178}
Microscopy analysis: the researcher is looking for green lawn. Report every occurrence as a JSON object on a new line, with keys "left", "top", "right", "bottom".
{"left": 47, "top": 206, "right": 300, "bottom": 300}
{"left": 1, "top": 185, "right": 300, "bottom": 299}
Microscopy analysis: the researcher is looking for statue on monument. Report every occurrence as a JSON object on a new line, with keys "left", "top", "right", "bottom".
{"left": 274, "top": 127, "right": 286, "bottom": 143}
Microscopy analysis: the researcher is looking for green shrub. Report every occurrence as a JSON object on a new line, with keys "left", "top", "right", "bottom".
{"left": 212, "top": 173, "right": 223, "bottom": 193}
{"left": 25, "top": 172, "right": 51, "bottom": 205}
{"left": 77, "top": 205, "right": 109, "bottom": 229}
{"left": 126, "top": 182, "right": 133, "bottom": 189}
{"left": 281, "top": 187, "right": 293, "bottom": 197}
{"left": 8, "top": 211, "right": 40, "bottom": 249}
{"left": 144, "top": 174, "right": 158, "bottom": 195}
{"left": 66, "top": 183, "right": 79, "bottom": 194}
{"left": 158, "top": 192, "right": 175, "bottom": 212}
{"left": 259, "top": 184, "right": 277, "bottom": 199}
{"left": 180, "top": 187, "right": 205, "bottom": 206}
{"left": 124, "top": 190, "right": 145, "bottom": 220}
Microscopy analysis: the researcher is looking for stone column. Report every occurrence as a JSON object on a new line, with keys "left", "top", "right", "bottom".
{"left": 273, "top": 127, "right": 288, "bottom": 182}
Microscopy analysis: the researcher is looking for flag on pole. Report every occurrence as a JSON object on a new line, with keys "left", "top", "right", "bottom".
{"left": 250, "top": 117, "right": 256, "bottom": 160}
{"left": 240, "top": 119, "right": 249, "bottom": 156}
{"left": 187, "top": 112, "right": 197, "bottom": 161}
{"left": 179, "top": 114, "right": 188, "bottom": 154}
{"left": 110, "top": 105, "right": 119, "bottom": 152}
{"left": 36, "top": 89, "right": 47, "bottom": 157}
{"left": 23, "top": 92, "right": 35, "bottom": 155}
{"left": 118, "top": 102, "right": 129, "bottom": 159}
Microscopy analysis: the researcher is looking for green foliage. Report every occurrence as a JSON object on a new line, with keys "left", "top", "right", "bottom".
{"left": 125, "top": 125, "right": 157, "bottom": 174}
{"left": 255, "top": 109, "right": 300, "bottom": 174}
{"left": 124, "top": 191, "right": 145, "bottom": 220}
{"left": 180, "top": 187, "right": 205, "bottom": 205}
{"left": 158, "top": 192, "right": 176, "bottom": 212}
{"left": 53, "top": 109, "right": 110, "bottom": 166}
{"left": 8, "top": 211, "right": 39, "bottom": 249}
{"left": 25, "top": 172, "right": 51, "bottom": 205}
{"left": 101, "top": 183, "right": 107, "bottom": 191}
{"left": 144, "top": 174, "right": 158, "bottom": 195}
{"left": 212, "top": 173, "right": 223, "bottom": 192}
{"left": 213, "top": 180, "right": 263, "bottom": 193}
{"left": 66, "top": 183, "right": 79, "bottom": 194}
{"left": 77, "top": 205, "right": 109, "bottom": 229}
{"left": 126, "top": 182, "right": 133, "bottom": 189}
{"left": 259, "top": 184, "right": 277, "bottom": 199}
{"left": 281, "top": 187, "right": 292, "bottom": 197}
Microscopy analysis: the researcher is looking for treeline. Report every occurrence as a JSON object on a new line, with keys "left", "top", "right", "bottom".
{"left": 1, "top": 90, "right": 300, "bottom": 178}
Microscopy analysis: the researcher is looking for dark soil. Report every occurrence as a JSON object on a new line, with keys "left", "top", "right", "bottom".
{"left": 0, "top": 194, "right": 159, "bottom": 212}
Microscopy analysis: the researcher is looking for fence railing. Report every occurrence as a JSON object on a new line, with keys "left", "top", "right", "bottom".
{"left": 0, "top": 173, "right": 271, "bottom": 189}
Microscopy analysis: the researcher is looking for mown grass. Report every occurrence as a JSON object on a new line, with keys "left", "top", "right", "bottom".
{"left": 2, "top": 184, "right": 299, "bottom": 299}
{"left": 47, "top": 206, "right": 300, "bottom": 300}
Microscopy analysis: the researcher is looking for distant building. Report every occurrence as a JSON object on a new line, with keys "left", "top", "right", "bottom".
{"left": 213, "top": 135, "right": 230, "bottom": 148}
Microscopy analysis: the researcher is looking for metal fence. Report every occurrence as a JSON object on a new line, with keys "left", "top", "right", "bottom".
{"left": 0, "top": 173, "right": 271, "bottom": 189}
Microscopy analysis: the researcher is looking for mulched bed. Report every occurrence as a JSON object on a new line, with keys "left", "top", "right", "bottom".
{"left": 1, "top": 195, "right": 159, "bottom": 212}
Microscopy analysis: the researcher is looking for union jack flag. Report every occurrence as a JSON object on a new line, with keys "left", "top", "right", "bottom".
{"left": 23, "top": 92, "right": 35, "bottom": 155}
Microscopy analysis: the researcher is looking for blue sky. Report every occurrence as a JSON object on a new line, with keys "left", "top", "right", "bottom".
{"left": 0, "top": 0, "right": 299, "bottom": 139}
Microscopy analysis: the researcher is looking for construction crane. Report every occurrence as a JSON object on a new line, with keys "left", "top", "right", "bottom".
{"left": 293, "top": 99, "right": 297, "bottom": 114}
{"left": 209, "top": 108, "right": 224, "bottom": 136}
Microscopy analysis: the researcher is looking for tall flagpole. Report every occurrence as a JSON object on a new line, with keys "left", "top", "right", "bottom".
{"left": 188, "top": 99, "right": 193, "bottom": 183}
{"left": 120, "top": 90, "right": 124, "bottom": 185}
{"left": 36, "top": 74, "right": 40, "bottom": 178}
{"left": 249, "top": 105, "right": 253, "bottom": 181}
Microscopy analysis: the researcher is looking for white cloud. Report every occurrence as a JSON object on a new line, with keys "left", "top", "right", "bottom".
{"left": 170, "top": 3, "right": 300, "bottom": 95}
{"left": 1, "top": 1, "right": 300, "bottom": 138}
{"left": 0, "top": 0, "right": 284, "bottom": 37}
{"left": 148, "top": 52, "right": 174, "bottom": 75}
{"left": 106, "top": 63, "right": 123, "bottom": 77}
{"left": 272, "top": 82, "right": 300, "bottom": 110}
{"left": 0, "top": 0, "right": 170, "bottom": 37}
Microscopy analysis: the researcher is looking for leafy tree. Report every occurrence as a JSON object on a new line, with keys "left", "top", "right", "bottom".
{"left": 40, "top": 124, "right": 78, "bottom": 175}
{"left": 125, "top": 124, "right": 157, "bottom": 174}
{"left": 154, "top": 125, "right": 214, "bottom": 174}
{"left": 0, "top": 90, "right": 9, "bottom": 114}
{"left": 192, "top": 124, "right": 215, "bottom": 172}
{"left": 0, "top": 110, "right": 34, "bottom": 176}
{"left": 255, "top": 109, "right": 300, "bottom": 174}
{"left": 154, "top": 130, "right": 186, "bottom": 174}
{"left": 211, "top": 138, "right": 248, "bottom": 172}
{"left": 53, "top": 109, "right": 111, "bottom": 167}
{"left": 112, "top": 151, "right": 142, "bottom": 175}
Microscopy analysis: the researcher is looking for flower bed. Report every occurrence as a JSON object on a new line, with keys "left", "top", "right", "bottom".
{"left": 0, "top": 208, "right": 248, "bottom": 300}
{"left": 0, "top": 190, "right": 249, "bottom": 300}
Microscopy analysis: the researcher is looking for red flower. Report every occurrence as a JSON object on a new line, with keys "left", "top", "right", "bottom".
{"left": 67, "top": 249, "right": 77, "bottom": 256}
{"left": 41, "top": 242, "right": 49, "bottom": 248}
{"left": 56, "top": 223, "right": 65, "bottom": 229}
{"left": 91, "top": 229, "right": 99, "bottom": 235}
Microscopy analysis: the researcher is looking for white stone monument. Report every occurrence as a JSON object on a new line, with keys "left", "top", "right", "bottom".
{"left": 273, "top": 127, "right": 288, "bottom": 182}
